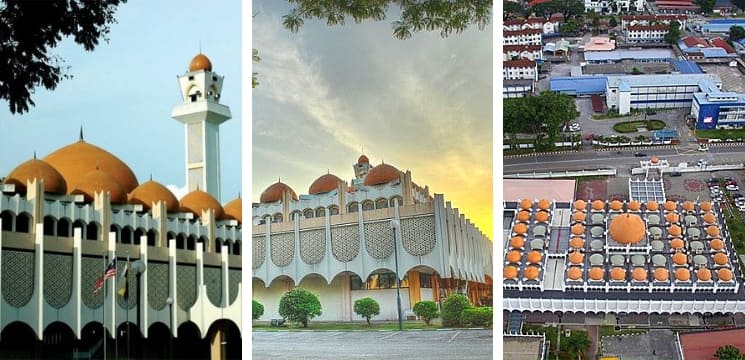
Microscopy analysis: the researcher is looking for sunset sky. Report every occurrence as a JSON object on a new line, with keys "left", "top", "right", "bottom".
{"left": 252, "top": 1, "right": 493, "bottom": 237}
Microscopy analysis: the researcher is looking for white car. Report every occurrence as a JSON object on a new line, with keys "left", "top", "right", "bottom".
{"left": 698, "top": 146, "right": 709, "bottom": 152}
{"left": 727, "top": 185, "right": 740, "bottom": 191}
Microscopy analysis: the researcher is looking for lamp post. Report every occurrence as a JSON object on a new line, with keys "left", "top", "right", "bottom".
{"left": 166, "top": 297, "right": 173, "bottom": 360}
{"left": 389, "top": 219, "right": 403, "bottom": 332}
{"left": 131, "top": 260, "right": 146, "bottom": 359}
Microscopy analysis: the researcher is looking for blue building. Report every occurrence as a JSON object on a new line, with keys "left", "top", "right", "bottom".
{"left": 692, "top": 91, "right": 745, "bottom": 129}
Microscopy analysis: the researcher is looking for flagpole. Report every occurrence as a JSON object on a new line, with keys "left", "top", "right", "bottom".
{"left": 103, "top": 252, "right": 107, "bottom": 360}
{"left": 126, "top": 251, "right": 130, "bottom": 360}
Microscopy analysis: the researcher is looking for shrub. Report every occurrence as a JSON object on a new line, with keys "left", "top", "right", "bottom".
{"left": 278, "top": 287, "right": 322, "bottom": 327}
{"left": 353, "top": 297, "right": 380, "bottom": 325}
{"left": 461, "top": 307, "right": 493, "bottom": 327}
{"left": 252, "top": 300, "right": 264, "bottom": 320}
{"left": 441, "top": 293, "right": 472, "bottom": 327}
{"left": 413, "top": 301, "right": 440, "bottom": 325}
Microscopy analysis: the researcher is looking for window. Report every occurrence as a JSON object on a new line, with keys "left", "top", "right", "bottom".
{"left": 420, "top": 273, "right": 433, "bottom": 288}
{"left": 303, "top": 209, "right": 314, "bottom": 219}
{"left": 350, "top": 272, "right": 409, "bottom": 290}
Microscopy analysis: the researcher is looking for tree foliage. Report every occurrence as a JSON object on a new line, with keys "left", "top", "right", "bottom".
{"left": 504, "top": 91, "right": 579, "bottom": 151}
{"left": 504, "top": 1, "right": 526, "bottom": 20}
{"left": 715, "top": 345, "right": 745, "bottom": 360}
{"left": 460, "top": 307, "right": 492, "bottom": 327}
{"left": 353, "top": 297, "right": 380, "bottom": 325}
{"left": 609, "top": 16, "right": 618, "bottom": 27}
{"left": 695, "top": 0, "right": 716, "bottom": 13}
{"left": 413, "top": 301, "right": 440, "bottom": 325}
{"left": 278, "top": 287, "right": 322, "bottom": 327}
{"left": 252, "top": 300, "right": 265, "bottom": 320}
{"left": 282, "top": 0, "right": 491, "bottom": 40}
{"left": 731, "top": 25, "right": 745, "bottom": 42}
{"left": 441, "top": 293, "right": 472, "bottom": 327}
{"left": 665, "top": 20, "right": 681, "bottom": 44}
{"left": 564, "top": 331, "right": 591, "bottom": 359}
{"left": 531, "top": 0, "right": 585, "bottom": 21}
{"left": 0, "top": 0, "right": 127, "bottom": 114}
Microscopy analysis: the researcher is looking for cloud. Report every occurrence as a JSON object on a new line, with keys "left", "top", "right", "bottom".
{"left": 167, "top": 184, "right": 189, "bottom": 200}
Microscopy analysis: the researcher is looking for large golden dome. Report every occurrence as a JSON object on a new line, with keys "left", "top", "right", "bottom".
{"left": 364, "top": 163, "right": 401, "bottom": 186}
{"left": 128, "top": 180, "right": 179, "bottom": 212}
{"left": 308, "top": 173, "right": 343, "bottom": 195}
{"left": 189, "top": 53, "right": 212, "bottom": 72}
{"left": 608, "top": 213, "right": 646, "bottom": 244}
{"left": 70, "top": 169, "right": 126, "bottom": 204}
{"left": 260, "top": 181, "right": 298, "bottom": 203}
{"left": 223, "top": 196, "right": 242, "bottom": 223}
{"left": 179, "top": 189, "right": 225, "bottom": 219}
{"left": 5, "top": 157, "right": 67, "bottom": 194}
{"left": 44, "top": 140, "right": 139, "bottom": 195}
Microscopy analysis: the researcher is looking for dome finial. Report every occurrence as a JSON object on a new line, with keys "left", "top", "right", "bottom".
{"left": 33, "top": 151, "right": 36, "bottom": 159}
{"left": 238, "top": 192, "right": 241, "bottom": 199}
{"left": 149, "top": 173, "right": 153, "bottom": 181}
{"left": 79, "top": 126, "right": 84, "bottom": 142}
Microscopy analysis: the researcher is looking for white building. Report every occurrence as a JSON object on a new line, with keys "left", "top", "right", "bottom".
{"left": 605, "top": 74, "right": 721, "bottom": 114}
{"left": 504, "top": 29, "right": 543, "bottom": 46}
{"left": 584, "top": 0, "right": 645, "bottom": 14}
{"left": 504, "top": 45, "right": 543, "bottom": 62}
{"left": 621, "top": 15, "right": 687, "bottom": 31}
{"left": 503, "top": 60, "right": 539, "bottom": 82}
{"left": 625, "top": 24, "right": 669, "bottom": 43}
{"left": 503, "top": 18, "right": 558, "bottom": 35}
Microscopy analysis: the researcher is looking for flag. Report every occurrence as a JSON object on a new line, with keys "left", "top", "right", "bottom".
{"left": 116, "top": 262, "right": 129, "bottom": 299}
{"left": 93, "top": 257, "right": 117, "bottom": 294}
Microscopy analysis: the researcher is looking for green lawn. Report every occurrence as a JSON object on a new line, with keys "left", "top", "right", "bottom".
{"left": 696, "top": 128, "right": 745, "bottom": 140}
{"left": 612, "top": 120, "right": 666, "bottom": 133}
{"left": 252, "top": 320, "right": 442, "bottom": 331}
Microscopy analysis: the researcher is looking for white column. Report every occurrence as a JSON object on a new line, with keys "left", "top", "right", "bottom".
{"left": 107, "top": 232, "right": 116, "bottom": 337}
{"left": 140, "top": 235, "right": 148, "bottom": 338}
{"left": 169, "top": 238, "right": 177, "bottom": 337}
{"left": 73, "top": 228, "right": 83, "bottom": 339}
{"left": 196, "top": 241, "right": 205, "bottom": 332}
{"left": 35, "top": 223, "right": 44, "bottom": 340}
{"left": 221, "top": 244, "right": 229, "bottom": 308}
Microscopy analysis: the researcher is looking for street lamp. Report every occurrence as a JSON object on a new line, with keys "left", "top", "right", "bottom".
{"left": 389, "top": 219, "right": 403, "bottom": 331}
{"left": 166, "top": 297, "right": 173, "bottom": 360}
{"left": 132, "top": 260, "right": 146, "bottom": 359}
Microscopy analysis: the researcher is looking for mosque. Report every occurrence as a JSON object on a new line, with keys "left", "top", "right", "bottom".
{"left": 252, "top": 156, "right": 492, "bottom": 322}
{"left": 0, "top": 54, "right": 241, "bottom": 359}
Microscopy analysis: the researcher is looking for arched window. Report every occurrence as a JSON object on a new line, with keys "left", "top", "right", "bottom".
{"left": 110, "top": 225, "right": 121, "bottom": 243}
{"left": 225, "top": 239, "right": 233, "bottom": 255}
{"left": 16, "top": 213, "right": 31, "bottom": 233}
{"left": 390, "top": 196, "right": 403, "bottom": 207}
{"left": 291, "top": 211, "right": 302, "bottom": 221}
{"left": 176, "top": 233, "right": 186, "bottom": 249}
{"left": 86, "top": 222, "right": 99, "bottom": 240}
{"left": 375, "top": 198, "right": 388, "bottom": 209}
{"left": 187, "top": 235, "right": 196, "bottom": 251}
{"left": 147, "top": 229, "right": 157, "bottom": 247}
{"left": 134, "top": 228, "right": 146, "bottom": 245}
{"left": 303, "top": 209, "right": 314, "bottom": 219}
{"left": 348, "top": 202, "right": 359, "bottom": 213}
{"left": 198, "top": 236, "right": 209, "bottom": 252}
{"left": 121, "top": 226, "right": 133, "bottom": 245}
{"left": 0, "top": 211, "right": 12, "bottom": 231}
{"left": 272, "top": 213, "right": 283, "bottom": 223}
{"left": 43, "top": 216, "right": 56, "bottom": 236}
{"left": 329, "top": 205, "right": 339, "bottom": 216}
{"left": 72, "top": 219, "right": 86, "bottom": 239}
{"left": 315, "top": 207, "right": 325, "bottom": 218}
{"left": 215, "top": 237, "right": 223, "bottom": 253}
{"left": 57, "top": 218, "right": 71, "bottom": 238}
{"left": 362, "top": 201, "right": 374, "bottom": 211}
{"left": 233, "top": 240, "right": 241, "bottom": 255}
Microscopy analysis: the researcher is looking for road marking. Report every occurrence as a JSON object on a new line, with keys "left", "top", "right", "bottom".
{"left": 313, "top": 332, "right": 343, "bottom": 340}
{"left": 379, "top": 332, "right": 400, "bottom": 340}
{"left": 448, "top": 330, "right": 461, "bottom": 343}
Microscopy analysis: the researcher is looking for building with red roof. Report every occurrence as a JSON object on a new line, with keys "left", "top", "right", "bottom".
{"left": 679, "top": 328, "right": 745, "bottom": 360}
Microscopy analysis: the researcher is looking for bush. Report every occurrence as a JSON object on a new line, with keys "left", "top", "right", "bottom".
{"left": 278, "top": 287, "right": 322, "bottom": 327}
{"left": 252, "top": 300, "right": 264, "bottom": 320}
{"left": 461, "top": 307, "right": 493, "bottom": 327}
{"left": 441, "top": 293, "right": 472, "bottom": 327}
{"left": 413, "top": 301, "right": 440, "bottom": 325}
{"left": 353, "top": 297, "right": 380, "bottom": 325}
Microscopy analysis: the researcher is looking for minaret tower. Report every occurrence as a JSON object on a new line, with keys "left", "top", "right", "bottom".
{"left": 171, "top": 53, "right": 231, "bottom": 200}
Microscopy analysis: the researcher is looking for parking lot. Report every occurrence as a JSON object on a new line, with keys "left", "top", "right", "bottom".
{"left": 252, "top": 330, "right": 493, "bottom": 360}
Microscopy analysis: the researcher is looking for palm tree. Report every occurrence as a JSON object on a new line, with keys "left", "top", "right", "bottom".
{"left": 565, "top": 331, "right": 592, "bottom": 359}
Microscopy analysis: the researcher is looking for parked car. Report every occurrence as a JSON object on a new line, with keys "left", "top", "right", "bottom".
{"left": 727, "top": 185, "right": 740, "bottom": 191}
{"left": 634, "top": 152, "right": 647, "bottom": 157}
{"left": 698, "top": 145, "right": 709, "bottom": 152}
{"left": 586, "top": 133, "right": 594, "bottom": 141}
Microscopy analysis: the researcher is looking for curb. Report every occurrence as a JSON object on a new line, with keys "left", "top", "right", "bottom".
{"left": 252, "top": 327, "right": 491, "bottom": 332}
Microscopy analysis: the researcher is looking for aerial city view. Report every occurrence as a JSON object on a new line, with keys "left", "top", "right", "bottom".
{"left": 504, "top": 0, "right": 745, "bottom": 358}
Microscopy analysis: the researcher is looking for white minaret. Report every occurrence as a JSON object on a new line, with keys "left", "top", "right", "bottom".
{"left": 171, "top": 53, "right": 231, "bottom": 200}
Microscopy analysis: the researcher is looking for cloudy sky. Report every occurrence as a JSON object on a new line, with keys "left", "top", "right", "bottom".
{"left": 252, "top": 1, "right": 493, "bottom": 237}
{"left": 0, "top": 1, "right": 241, "bottom": 203}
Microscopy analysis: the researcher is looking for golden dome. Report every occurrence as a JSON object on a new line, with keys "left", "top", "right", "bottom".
{"left": 520, "top": 199, "right": 533, "bottom": 210}
{"left": 570, "top": 237, "right": 585, "bottom": 249}
{"left": 179, "top": 189, "right": 225, "bottom": 219}
{"left": 589, "top": 267, "right": 604, "bottom": 280}
{"left": 517, "top": 211, "right": 531, "bottom": 222}
{"left": 260, "top": 181, "right": 298, "bottom": 203}
{"left": 707, "top": 226, "right": 720, "bottom": 237}
{"left": 513, "top": 223, "right": 528, "bottom": 234}
{"left": 666, "top": 213, "right": 679, "bottom": 223}
{"left": 70, "top": 169, "right": 126, "bottom": 204}
{"left": 668, "top": 225, "right": 682, "bottom": 236}
{"left": 128, "top": 180, "right": 178, "bottom": 212}
{"left": 654, "top": 268, "right": 669, "bottom": 281}
{"left": 510, "top": 236, "right": 525, "bottom": 248}
{"left": 718, "top": 268, "right": 733, "bottom": 281}
{"left": 535, "top": 211, "right": 549, "bottom": 223}
{"left": 574, "top": 200, "right": 586, "bottom": 211}
{"left": 527, "top": 251, "right": 542, "bottom": 264}
{"left": 308, "top": 173, "right": 343, "bottom": 195}
{"left": 711, "top": 238, "right": 724, "bottom": 251}
{"left": 714, "top": 253, "right": 728, "bottom": 265}
{"left": 628, "top": 200, "right": 641, "bottom": 211}
{"left": 703, "top": 213, "right": 716, "bottom": 224}
{"left": 672, "top": 252, "right": 687, "bottom": 265}
{"left": 670, "top": 238, "right": 684, "bottom": 249}
{"left": 524, "top": 266, "right": 540, "bottom": 280}
{"left": 610, "top": 200, "right": 623, "bottom": 211}
{"left": 632, "top": 267, "right": 648, "bottom": 281}
{"left": 504, "top": 266, "right": 519, "bottom": 280}
{"left": 701, "top": 201, "right": 713, "bottom": 212}
{"left": 610, "top": 267, "right": 626, "bottom": 281}
{"left": 5, "top": 157, "right": 67, "bottom": 194}
{"left": 506, "top": 250, "right": 522, "bottom": 263}
{"left": 568, "top": 251, "right": 584, "bottom": 265}
{"left": 567, "top": 267, "right": 583, "bottom": 280}
{"left": 592, "top": 200, "right": 605, "bottom": 211}
{"left": 664, "top": 201, "right": 677, "bottom": 211}
{"left": 189, "top": 53, "right": 212, "bottom": 72}
{"left": 682, "top": 201, "right": 694, "bottom": 211}
{"left": 608, "top": 214, "right": 646, "bottom": 244}
{"left": 572, "top": 212, "right": 586, "bottom": 222}
{"left": 697, "top": 268, "right": 712, "bottom": 281}
{"left": 364, "top": 163, "right": 401, "bottom": 186}
{"left": 537, "top": 199, "right": 551, "bottom": 210}
{"left": 675, "top": 268, "right": 690, "bottom": 281}
{"left": 651, "top": 155, "right": 659, "bottom": 164}
{"left": 646, "top": 201, "right": 659, "bottom": 211}
{"left": 571, "top": 224, "right": 585, "bottom": 235}
{"left": 44, "top": 140, "right": 139, "bottom": 195}
{"left": 223, "top": 196, "right": 242, "bottom": 223}
{"left": 357, "top": 154, "right": 369, "bottom": 164}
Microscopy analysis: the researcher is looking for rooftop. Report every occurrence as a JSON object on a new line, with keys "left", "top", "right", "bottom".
{"left": 606, "top": 73, "right": 721, "bottom": 88}
{"left": 584, "top": 48, "right": 673, "bottom": 62}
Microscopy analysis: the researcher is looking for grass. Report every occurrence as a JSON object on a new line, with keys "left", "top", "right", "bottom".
{"left": 612, "top": 120, "right": 666, "bottom": 133}
{"left": 252, "top": 320, "right": 441, "bottom": 331}
{"left": 523, "top": 325, "right": 589, "bottom": 360}
{"left": 696, "top": 128, "right": 745, "bottom": 140}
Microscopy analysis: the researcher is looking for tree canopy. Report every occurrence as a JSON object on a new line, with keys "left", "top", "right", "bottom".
{"left": 0, "top": 0, "right": 127, "bottom": 114}
{"left": 504, "top": 1, "right": 526, "bottom": 20}
{"left": 504, "top": 91, "right": 579, "bottom": 150}
{"left": 715, "top": 345, "right": 745, "bottom": 360}
{"left": 696, "top": 0, "right": 716, "bottom": 14}
{"left": 731, "top": 25, "right": 745, "bottom": 42}
{"left": 282, "top": 0, "right": 491, "bottom": 40}
{"left": 665, "top": 20, "right": 681, "bottom": 44}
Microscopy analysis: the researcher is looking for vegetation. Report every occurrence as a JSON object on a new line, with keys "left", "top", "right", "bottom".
{"left": 281, "top": 0, "right": 491, "bottom": 40}
{"left": 460, "top": 307, "right": 492, "bottom": 327}
{"left": 696, "top": 128, "right": 745, "bottom": 140}
{"left": 714, "top": 345, "right": 745, "bottom": 360}
{"left": 696, "top": 0, "right": 716, "bottom": 14}
{"left": 413, "top": 301, "right": 440, "bottom": 325}
{"left": 353, "top": 297, "right": 380, "bottom": 325}
{"left": 598, "top": 325, "right": 647, "bottom": 337}
{"left": 278, "top": 287, "right": 322, "bottom": 328}
{"left": 253, "top": 321, "right": 437, "bottom": 331}
{"left": 631, "top": 67, "right": 643, "bottom": 74}
{"left": 609, "top": 16, "right": 617, "bottom": 27}
{"left": 665, "top": 20, "right": 682, "bottom": 44}
{"left": 253, "top": 300, "right": 264, "bottom": 320}
{"left": 0, "top": 0, "right": 127, "bottom": 114}
{"left": 504, "top": 1, "right": 525, "bottom": 19}
{"left": 441, "top": 293, "right": 472, "bottom": 327}
{"left": 731, "top": 25, "right": 745, "bottom": 42}
{"left": 531, "top": 0, "right": 585, "bottom": 22}
{"left": 504, "top": 91, "right": 580, "bottom": 151}
{"left": 565, "top": 331, "right": 591, "bottom": 359}
{"left": 612, "top": 120, "right": 666, "bottom": 133}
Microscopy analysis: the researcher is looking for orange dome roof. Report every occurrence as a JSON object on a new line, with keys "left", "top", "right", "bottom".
{"left": 504, "top": 266, "right": 519, "bottom": 280}
{"left": 506, "top": 250, "right": 522, "bottom": 263}
{"left": 517, "top": 211, "right": 531, "bottom": 222}
{"left": 711, "top": 238, "right": 724, "bottom": 251}
{"left": 682, "top": 201, "right": 694, "bottom": 211}
{"left": 567, "top": 267, "right": 583, "bottom": 280}
{"left": 573, "top": 212, "right": 586, "bottom": 222}
{"left": 703, "top": 213, "right": 716, "bottom": 224}
{"left": 697, "top": 268, "right": 712, "bottom": 281}
{"left": 520, "top": 199, "right": 533, "bottom": 210}
{"left": 651, "top": 155, "right": 659, "bottom": 164}
{"left": 670, "top": 238, "right": 684, "bottom": 249}
{"left": 535, "top": 211, "right": 549, "bottom": 222}
{"left": 628, "top": 200, "right": 641, "bottom": 211}
{"left": 510, "top": 236, "right": 525, "bottom": 248}
{"left": 570, "top": 237, "right": 585, "bottom": 249}
{"left": 537, "top": 199, "right": 551, "bottom": 210}
{"left": 714, "top": 253, "right": 728, "bottom": 265}
{"left": 707, "top": 226, "right": 720, "bottom": 237}
{"left": 524, "top": 266, "right": 540, "bottom": 280}
{"left": 610, "top": 200, "right": 623, "bottom": 211}
{"left": 189, "top": 53, "right": 212, "bottom": 72}
{"left": 632, "top": 267, "right": 648, "bottom": 281}
{"left": 513, "top": 223, "right": 528, "bottom": 234}
{"left": 718, "top": 268, "right": 733, "bottom": 281}
{"left": 672, "top": 252, "right": 687, "bottom": 265}
{"left": 5, "top": 157, "right": 66, "bottom": 194}
{"left": 44, "top": 140, "right": 139, "bottom": 195}
{"left": 701, "top": 201, "right": 713, "bottom": 212}
{"left": 608, "top": 214, "right": 646, "bottom": 244}
{"left": 666, "top": 213, "right": 679, "bottom": 223}
{"left": 646, "top": 201, "right": 659, "bottom": 211}
{"left": 260, "top": 181, "right": 298, "bottom": 203}
{"left": 654, "top": 268, "right": 669, "bottom": 281}
{"left": 592, "top": 200, "right": 605, "bottom": 211}
{"left": 574, "top": 200, "right": 587, "bottom": 211}
{"left": 128, "top": 180, "right": 179, "bottom": 212}
{"left": 70, "top": 169, "right": 126, "bottom": 203}
{"left": 571, "top": 224, "right": 585, "bottom": 235}
{"left": 357, "top": 154, "right": 369, "bottom": 164}
{"left": 675, "top": 268, "right": 690, "bottom": 281}
{"left": 668, "top": 225, "right": 682, "bottom": 236}
{"left": 179, "top": 189, "right": 225, "bottom": 219}
{"left": 664, "top": 201, "right": 677, "bottom": 211}
{"left": 589, "top": 267, "right": 604, "bottom": 280}
{"left": 364, "top": 163, "right": 401, "bottom": 186}
{"left": 610, "top": 267, "right": 626, "bottom": 281}
{"left": 223, "top": 196, "right": 242, "bottom": 223}
{"left": 308, "top": 173, "right": 343, "bottom": 195}
{"left": 568, "top": 251, "right": 584, "bottom": 265}
{"left": 527, "top": 251, "right": 543, "bottom": 264}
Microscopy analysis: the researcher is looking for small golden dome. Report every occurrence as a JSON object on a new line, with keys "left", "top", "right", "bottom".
{"left": 700, "top": 201, "right": 713, "bottom": 212}
{"left": 567, "top": 267, "right": 583, "bottom": 280}
{"left": 608, "top": 214, "right": 646, "bottom": 244}
{"left": 711, "top": 238, "right": 724, "bottom": 251}
{"left": 571, "top": 224, "right": 585, "bottom": 235}
{"left": 535, "top": 211, "right": 549, "bottom": 222}
{"left": 572, "top": 212, "right": 586, "bottom": 222}
{"left": 5, "top": 157, "right": 67, "bottom": 194}
{"left": 707, "top": 226, "right": 720, "bottom": 237}
{"left": 628, "top": 200, "right": 641, "bottom": 211}
{"left": 70, "top": 169, "right": 126, "bottom": 204}
{"left": 128, "top": 180, "right": 179, "bottom": 212}
{"left": 632, "top": 267, "right": 648, "bottom": 281}
{"left": 513, "top": 223, "right": 528, "bottom": 234}
{"left": 357, "top": 154, "right": 369, "bottom": 164}
{"left": 524, "top": 266, "right": 540, "bottom": 280}
{"left": 506, "top": 250, "right": 522, "bottom": 263}
{"left": 646, "top": 201, "right": 659, "bottom": 211}
{"left": 610, "top": 267, "right": 626, "bottom": 281}
{"left": 504, "top": 266, "right": 519, "bottom": 280}
{"left": 510, "top": 236, "right": 525, "bottom": 248}
{"left": 718, "top": 268, "right": 733, "bottom": 281}
{"left": 570, "top": 237, "right": 585, "bottom": 249}
{"left": 520, "top": 199, "right": 533, "bottom": 210}
{"left": 651, "top": 156, "right": 659, "bottom": 164}
{"left": 672, "top": 252, "right": 687, "bottom": 265}
{"left": 682, "top": 201, "right": 694, "bottom": 211}
{"left": 179, "top": 189, "right": 225, "bottom": 219}
{"left": 308, "top": 173, "right": 343, "bottom": 195}
{"left": 664, "top": 201, "right": 677, "bottom": 211}
{"left": 260, "top": 181, "right": 298, "bottom": 203}
{"left": 568, "top": 251, "right": 584, "bottom": 265}
{"left": 363, "top": 163, "right": 401, "bottom": 186}
{"left": 589, "top": 267, "right": 604, "bottom": 280}
{"left": 189, "top": 53, "right": 212, "bottom": 72}
{"left": 697, "top": 268, "right": 712, "bottom": 281}
{"left": 223, "top": 196, "right": 242, "bottom": 223}
{"left": 703, "top": 213, "right": 716, "bottom": 224}
{"left": 574, "top": 200, "right": 587, "bottom": 211}
{"left": 517, "top": 211, "right": 531, "bottom": 222}
{"left": 592, "top": 200, "right": 605, "bottom": 211}
{"left": 654, "top": 268, "right": 669, "bottom": 281}
{"left": 610, "top": 200, "right": 623, "bottom": 211}
{"left": 527, "top": 251, "right": 543, "bottom": 264}
{"left": 668, "top": 225, "right": 682, "bottom": 236}
{"left": 666, "top": 213, "right": 679, "bottom": 223}
{"left": 675, "top": 268, "right": 690, "bottom": 281}
{"left": 670, "top": 238, "right": 684, "bottom": 249}
{"left": 537, "top": 199, "right": 551, "bottom": 210}
{"left": 714, "top": 252, "right": 728, "bottom": 265}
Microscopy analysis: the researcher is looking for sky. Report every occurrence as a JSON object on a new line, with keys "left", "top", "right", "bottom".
{"left": 0, "top": 1, "right": 241, "bottom": 203}
{"left": 252, "top": 1, "right": 494, "bottom": 238}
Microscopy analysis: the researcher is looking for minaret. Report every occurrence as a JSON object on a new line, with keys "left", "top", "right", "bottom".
{"left": 171, "top": 53, "right": 231, "bottom": 200}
